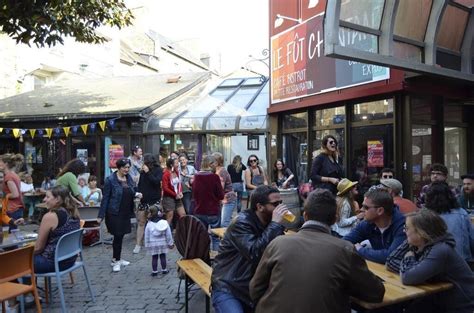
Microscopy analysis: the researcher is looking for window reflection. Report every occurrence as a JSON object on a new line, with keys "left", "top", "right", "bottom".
{"left": 352, "top": 99, "right": 394, "bottom": 122}
{"left": 340, "top": 0, "right": 385, "bottom": 29}
{"left": 436, "top": 4, "right": 469, "bottom": 52}
{"left": 315, "top": 107, "right": 346, "bottom": 127}
{"left": 444, "top": 127, "right": 467, "bottom": 188}
{"left": 394, "top": 0, "right": 432, "bottom": 42}
{"left": 283, "top": 112, "right": 308, "bottom": 129}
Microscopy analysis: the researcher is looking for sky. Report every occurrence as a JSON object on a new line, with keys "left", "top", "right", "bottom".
{"left": 128, "top": 0, "right": 269, "bottom": 75}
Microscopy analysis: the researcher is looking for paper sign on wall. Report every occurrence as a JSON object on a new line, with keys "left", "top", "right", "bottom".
{"left": 367, "top": 140, "right": 384, "bottom": 167}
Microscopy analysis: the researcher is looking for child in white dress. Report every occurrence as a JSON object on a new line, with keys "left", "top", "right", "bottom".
{"left": 144, "top": 205, "right": 174, "bottom": 276}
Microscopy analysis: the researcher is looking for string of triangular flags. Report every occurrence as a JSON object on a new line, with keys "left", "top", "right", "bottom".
{"left": 0, "top": 118, "right": 120, "bottom": 139}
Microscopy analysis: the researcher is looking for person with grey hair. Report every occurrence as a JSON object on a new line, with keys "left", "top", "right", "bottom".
{"left": 250, "top": 189, "right": 385, "bottom": 313}
{"left": 344, "top": 188, "right": 406, "bottom": 264}
{"left": 380, "top": 178, "right": 416, "bottom": 214}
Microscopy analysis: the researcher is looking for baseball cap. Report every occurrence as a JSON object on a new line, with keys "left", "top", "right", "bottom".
{"left": 380, "top": 178, "right": 403, "bottom": 194}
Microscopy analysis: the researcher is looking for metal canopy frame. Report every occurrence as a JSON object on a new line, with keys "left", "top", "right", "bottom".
{"left": 324, "top": 0, "right": 474, "bottom": 82}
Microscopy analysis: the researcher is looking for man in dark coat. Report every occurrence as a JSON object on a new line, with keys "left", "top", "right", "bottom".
{"left": 250, "top": 189, "right": 385, "bottom": 313}
{"left": 211, "top": 185, "right": 289, "bottom": 313}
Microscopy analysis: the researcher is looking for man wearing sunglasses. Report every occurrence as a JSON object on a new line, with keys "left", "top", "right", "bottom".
{"left": 416, "top": 163, "right": 459, "bottom": 208}
{"left": 211, "top": 185, "right": 289, "bottom": 313}
{"left": 343, "top": 188, "right": 406, "bottom": 264}
{"left": 379, "top": 168, "right": 394, "bottom": 180}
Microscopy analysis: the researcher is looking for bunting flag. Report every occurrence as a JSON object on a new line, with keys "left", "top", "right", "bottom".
{"left": 45, "top": 128, "right": 53, "bottom": 139}
{"left": 1, "top": 118, "right": 118, "bottom": 139}
{"left": 99, "top": 121, "right": 106, "bottom": 131}
{"left": 81, "top": 124, "right": 88, "bottom": 135}
{"left": 12, "top": 128, "right": 21, "bottom": 138}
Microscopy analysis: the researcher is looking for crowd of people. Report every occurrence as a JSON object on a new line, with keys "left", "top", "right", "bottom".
{"left": 1, "top": 137, "right": 473, "bottom": 312}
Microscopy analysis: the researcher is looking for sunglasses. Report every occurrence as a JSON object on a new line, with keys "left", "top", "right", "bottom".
{"left": 327, "top": 140, "right": 337, "bottom": 146}
{"left": 382, "top": 175, "right": 393, "bottom": 179}
{"left": 249, "top": 159, "right": 258, "bottom": 163}
{"left": 266, "top": 200, "right": 283, "bottom": 207}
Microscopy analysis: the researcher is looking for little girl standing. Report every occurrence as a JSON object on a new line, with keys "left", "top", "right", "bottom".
{"left": 144, "top": 205, "right": 174, "bottom": 276}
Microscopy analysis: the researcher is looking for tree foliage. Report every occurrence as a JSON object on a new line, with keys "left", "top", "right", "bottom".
{"left": 0, "top": 0, "right": 134, "bottom": 47}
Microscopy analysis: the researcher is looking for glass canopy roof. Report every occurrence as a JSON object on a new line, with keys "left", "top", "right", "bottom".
{"left": 146, "top": 76, "right": 269, "bottom": 133}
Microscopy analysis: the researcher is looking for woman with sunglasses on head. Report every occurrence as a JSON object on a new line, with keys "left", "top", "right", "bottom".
{"left": 396, "top": 210, "right": 474, "bottom": 313}
{"left": 97, "top": 158, "right": 142, "bottom": 272}
{"left": 245, "top": 154, "right": 268, "bottom": 196}
{"left": 310, "top": 135, "right": 344, "bottom": 195}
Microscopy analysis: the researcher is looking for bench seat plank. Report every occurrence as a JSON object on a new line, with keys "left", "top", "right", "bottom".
{"left": 177, "top": 259, "right": 212, "bottom": 297}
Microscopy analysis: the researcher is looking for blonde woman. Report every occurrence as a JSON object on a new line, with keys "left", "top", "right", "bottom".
{"left": 310, "top": 135, "right": 343, "bottom": 195}
{"left": 213, "top": 152, "right": 236, "bottom": 227}
{"left": 227, "top": 155, "right": 246, "bottom": 213}
{"left": 332, "top": 179, "right": 364, "bottom": 237}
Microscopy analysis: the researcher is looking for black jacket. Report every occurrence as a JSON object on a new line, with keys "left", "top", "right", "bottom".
{"left": 211, "top": 210, "right": 285, "bottom": 307}
{"left": 138, "top": 165, "right": 163, "bottom": 205}
{"left": 310, "top": 153, "right": 343, "bottom": 194}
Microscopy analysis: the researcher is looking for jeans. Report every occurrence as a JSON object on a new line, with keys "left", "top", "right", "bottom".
{"left": 23, "top": 197, "right": 39, "bottom": 218}
{"left": 232, "top": 182, "right": 244, "bottom": 213}
{"left": 181, "top": 192, "right": 193, "bottom": 215}
{"left": 34, "top": 254, "right": 75, "bottom": 274}
{"left": 221, "top": 198, "right": 237, "bottom": 228}
{"left": 7, "top": 208, "right": 23, "bottom": 232}
{"left": 212, "top": 290, "right": 252, "bottom": 313}
{"left": 194, "top": 214, "right": 221, "bottom": 251}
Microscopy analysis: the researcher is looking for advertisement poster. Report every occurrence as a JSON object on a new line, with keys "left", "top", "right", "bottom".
{"left": 367, "top": 140, "right": 384, "bottom": 167}
{"left": 25, "top": 147, "right": 37, "bottom": 164}
{"left": 76, "top": 149, "right": 88, "bottom": 166}
{"left": 108, "top": 144, "right": 124, "bottom": 168}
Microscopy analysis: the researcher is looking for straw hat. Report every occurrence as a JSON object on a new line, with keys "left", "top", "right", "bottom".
{"left": 157, "top": 220, "right": 169, "bottom": 232}
{"left": 337, "top": 178, "right": 358, "bottom": 196}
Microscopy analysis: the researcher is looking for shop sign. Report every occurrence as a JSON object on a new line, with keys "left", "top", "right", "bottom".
{"left": 248, "top": 135, "right": 259, "bottom": 151}
{"left": 108, "top": 145, "right": 124, "bottom": 168}
{"left": 367, "top": 140, "right": 384, "bottom": 167}
{"left": 271, "top": 12, "right": 389, "bottom": 104}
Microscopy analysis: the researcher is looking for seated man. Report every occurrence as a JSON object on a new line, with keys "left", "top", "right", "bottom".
{"left": 458, "top": 173, "right": 473, "bottom": 212}
{"left": 344, "top": 188, "right": 406, "bottom": 264}
{"left": 250, "top": 189, "right": 385, "bottom": 313}
{"left": 380, "top": 178, "right": 416, "bottom": 214}
{"left": 211, "top": 185, "right": 289, "bottom": 313}
{"left": 417, "top": 163, "right": 458, "bottom": 208}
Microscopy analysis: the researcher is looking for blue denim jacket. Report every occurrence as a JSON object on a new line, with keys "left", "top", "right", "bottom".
{"left": 440, "top": 208, "right": 474, "bottom": 262}
{"left": 98, "top": 172, "right": 136, "bottom": 218}
{"left": 343, "top": 206, "right": 406, "bottom": 264}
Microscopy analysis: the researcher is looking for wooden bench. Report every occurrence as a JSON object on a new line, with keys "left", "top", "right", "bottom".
{"left": 176, "top": 258, "right": 212, "bottom": 313}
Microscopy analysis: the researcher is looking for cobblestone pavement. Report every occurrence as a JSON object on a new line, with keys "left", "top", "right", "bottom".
{"left": 22, "top": 224, "right": 213, "bottom": 313}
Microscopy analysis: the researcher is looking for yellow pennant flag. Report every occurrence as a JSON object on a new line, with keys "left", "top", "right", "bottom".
{"left": 12, "top": 128, "right": 21, "bottom": 138}
{"left": 45, "top": 128, "right": 53, "bottom": 139}
{"left": 29, "top": 129, "right": 36, "bottom": 138}
{"left": 99, "top": 120, "right": 106, "bottom": 132}
{"left": 63, "top": 126, "right": 70, "bottom": 137}
{"left": 81, "top": 124, "right": 88, "bottom": 135}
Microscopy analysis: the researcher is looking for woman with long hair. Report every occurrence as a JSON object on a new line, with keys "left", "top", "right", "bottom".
{"left": 332, "top": 179, "right": 363, "bottom": 237}
{"left": 35, "top": 185, "right": 80, "bottom": 273}
{"left": 56, "top": 158, "right": 87, "bottom": 205}
{"left": 272, "top": 159, "right": 295, "bottom": 189}
{"left": 425, "top": 181, "right": 474, "bottom": 264}
{"left": 0, "top": 153, "right": 25, "bottom": 232}
{"left": 310, "top": 135, "right": 344, "bottom": 195}
{"left": 244, "top": 154, "right": 268, "bottom": 193}
{"left": 227, "top": 155, "right": 246, "bottom": 213}
{"left": 134, "top": 153, "right": 163, "bottom": 254}
{"left": 212, "top": 152, "right": 236, "bottom": 227}
{"left": 162, "top": 157, "right": 186, "bottom": 225}
{"left": 398, "top": 210, "right": 474, "bottom": 313}
{"left": 98, "top": 158, "right": 142, "bottom": 272}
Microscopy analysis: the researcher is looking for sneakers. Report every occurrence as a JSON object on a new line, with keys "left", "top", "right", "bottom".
{"left": 161, "top": 269, "right": 170, "bottom": 275}
{"left": 151, "top": 271, "right": 158, "bottom": 277}
{"left": 110, "top": 259, "right": 130, "bottom": 267}
{"left": 133, "top": 245, "right": 141, "bottom": 254}
{"left": 111, "top": 261, "right": 121, "bottom": 272}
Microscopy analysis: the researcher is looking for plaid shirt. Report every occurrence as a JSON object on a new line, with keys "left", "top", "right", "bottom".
{"left": 416, "top": 183, "right": 460, "bottom": 208}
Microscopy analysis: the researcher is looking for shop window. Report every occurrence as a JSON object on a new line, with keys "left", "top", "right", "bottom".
{"left": 411, "top": 125, "right": 432, "bottom": 202}
{"left": 315, "top": 107, "right": 346, "bottom": 127}
{"left": 312, "top": 129, "right": 345, "bottom": 161}
{"left": 444, "top": 127, "right": 467, "bottom": 189}
{"left": 158, "top": 134, "right": 172, "bottom": 160}
{"left": 282, "top": 112, "right": 308, "bottom": 130}
{"left": 175, "top": 134, "right": 200, "bottom": 166}
{"left": 71, "top": 136, "right": 97, "bottom": 176}
{"left": 283, "top": 133, "right": 307, "bottom": 186}
{"left": 445, "top": 104, "right": 466, "bottom": 123}
{"left": 351, "top": 124, "right": 394, "bottom": 200}
{"left": 352, "top": 99, "right": 394, "bottom": 122}
{"left": 411, "top": 96, "right": 434, "bottom": 122}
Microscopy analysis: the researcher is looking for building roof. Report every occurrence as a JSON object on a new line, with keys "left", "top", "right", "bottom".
{"left": 0, "top": 72, "right": 210, "bottom": 121}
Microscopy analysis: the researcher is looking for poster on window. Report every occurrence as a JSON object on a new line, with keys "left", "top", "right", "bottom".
{"left": 108, "top": 145, "right": 124, "bottom": 168}
{"left": 367, "top": 140, "right": 384, "bottom": 167}
{"left": 76, "top": 149, "right": 88, "bottom": 166}
{"left": 25, "top": 147, "right": 36, "bottom": 164}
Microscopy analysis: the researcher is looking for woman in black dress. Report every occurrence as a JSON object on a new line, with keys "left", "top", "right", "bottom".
{"left": 310, "top": 135, "right": 344, "bottom": 195}
{"left": 98, "top": 158, "right": 142, "bottom": 272}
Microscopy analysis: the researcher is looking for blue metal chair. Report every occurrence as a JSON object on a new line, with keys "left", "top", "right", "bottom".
{"left": 36, "top": 228, "right": 95, "bottom": 313}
